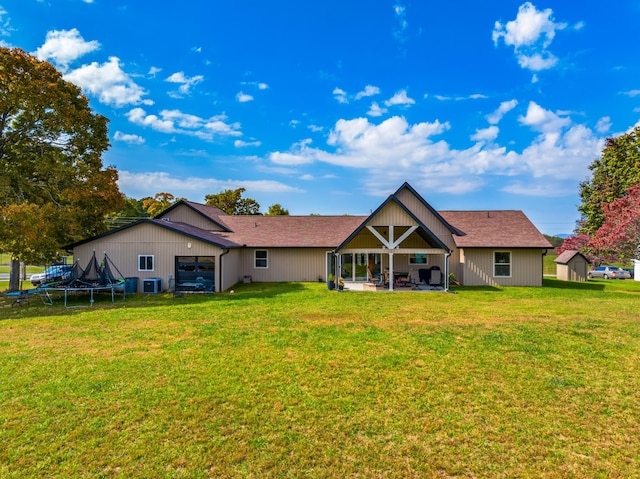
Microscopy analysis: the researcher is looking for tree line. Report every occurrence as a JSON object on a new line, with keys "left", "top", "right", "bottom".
{"left": 558, "top": 126, "right": 640, "bottom": 264}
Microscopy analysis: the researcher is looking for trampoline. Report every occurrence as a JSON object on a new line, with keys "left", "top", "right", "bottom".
{"left": 37, "top": 251, "right": 127, "bottom": 308}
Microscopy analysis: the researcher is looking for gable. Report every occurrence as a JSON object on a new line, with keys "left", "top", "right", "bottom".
{"left": 156, "top": 201, "right": 230, "bottom": 232}
{"left": 337, "top": 194, "right": 451, "bottom": 252}
{"left": 394, "top": 183, "right": 459, "bottom": 238}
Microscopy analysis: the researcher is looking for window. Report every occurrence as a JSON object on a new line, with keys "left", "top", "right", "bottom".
{"left": 494, "top": 251, "right": 511, "bottom": 277}
{"left": 255, "top": 250, "right": 268, "bottom": 268}
{"left": 138, "top": 255, "right": 154, "bottom": 271}
{"left": 409, "top": 254, "right": 428, "bottom": 265}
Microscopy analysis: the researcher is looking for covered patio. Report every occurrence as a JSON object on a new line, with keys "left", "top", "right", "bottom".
{"left": 331, "top": 220, "right": 452, "bottom": 292}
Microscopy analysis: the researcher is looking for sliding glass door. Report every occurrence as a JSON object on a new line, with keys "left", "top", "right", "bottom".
{"left": 340, "top": 253, "right": 381, "bottom": 282}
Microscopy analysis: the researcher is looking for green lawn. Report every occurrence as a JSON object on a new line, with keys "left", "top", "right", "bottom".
{"left": 1, "top": 279, "right": 640, "bottom": 477}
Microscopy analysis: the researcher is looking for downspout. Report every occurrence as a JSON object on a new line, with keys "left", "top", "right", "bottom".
{"left": 218, "top": 248, "right": 230, "bottom": 293}
{"left": 444, "top": 252, "right": 451, "bottom": 292}
{"left": 542, "top": 249, "right": 547, "bottom": 287}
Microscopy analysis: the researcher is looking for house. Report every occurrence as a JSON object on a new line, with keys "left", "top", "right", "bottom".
{"left": 554, "top": 250, "right": 590, "bottom": 282}
{"left": 65, "top": 183, "right": 552, "bottom": 292}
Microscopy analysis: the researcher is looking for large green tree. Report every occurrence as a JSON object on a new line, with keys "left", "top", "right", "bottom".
{"left": 265, "top": 203, "right": 289, "bottom": 216}
{"left": 205, "top": 188, "right": 261, "bottom": 215}
{"left": 142, "top": 192, "right": 178, "bottom": 217}
{"left": 0, "top": 47, "right": 123, "bottom": 290}
{"left": 579, "top": 126, "right": 640, "bottom": 234}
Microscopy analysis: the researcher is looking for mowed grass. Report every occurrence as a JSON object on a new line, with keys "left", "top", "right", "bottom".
{"left": 1, "top": 279, "right": 640, "bottom": 478}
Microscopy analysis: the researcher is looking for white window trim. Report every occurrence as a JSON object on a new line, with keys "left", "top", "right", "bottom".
{"left": 493, "top": 251, "right": 512, "bottom": 278}
{"left": 138, "top": 254, "right": 155, "bottom": 272}
{"left": 254, "top": 250, "right": 268, "bottom": 269}
{"left": 409, "top": 253, "right": 428, "bottom": 265}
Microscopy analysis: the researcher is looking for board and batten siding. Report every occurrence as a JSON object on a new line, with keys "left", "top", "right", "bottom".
{"left": 157, "top": 205, "right": 226, "bottom": 231}
{"left": 556, "top": 258, "right": 588, "bottom": 282}
{"left": 239, "top": 248, "right": 328, "bottom": 283}
{"left": 394, "top": 188, "right": 457, "bottom": 251}
{"left": 72, "top": 223, "right": 224, "bottom": 292}
{"left": 460, "top": 248, "right": 545, "bottom": 287}
{"left": 221, "top": 249, "right": 241, "bottom": 290}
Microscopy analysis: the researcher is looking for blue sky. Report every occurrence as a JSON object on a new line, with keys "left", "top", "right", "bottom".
{"left": 3, "top": 1, "right": 640, "bottom": 235}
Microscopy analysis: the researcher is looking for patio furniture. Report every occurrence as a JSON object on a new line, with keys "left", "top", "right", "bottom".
{"left": 429, "top": 266, "right": 442, "bottom": 286}
{"left": 367, "top": 267, "right": 383, "bottom": 285}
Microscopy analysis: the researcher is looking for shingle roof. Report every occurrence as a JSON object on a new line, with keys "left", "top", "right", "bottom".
{"left": 439, "top": 210, "right": 552, "bottom": 248}
{"left": 63, "top": 218, "right": 242, "bottom": 250}
{"left": 554, "top": 249, "right": 589, "bottom": 264}
{"left": 150, "top": 220, "right": 241, "bottom": 248}
{"left": 216, "top": 215, "right": 367, "bottom": 248}
{"left": 158, "top": 201, "right": 231, "bottom": 231}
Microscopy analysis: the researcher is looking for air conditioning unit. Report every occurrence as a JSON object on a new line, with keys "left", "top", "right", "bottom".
{"left": 143, "top": 277, "right": 162, "bottom": 293}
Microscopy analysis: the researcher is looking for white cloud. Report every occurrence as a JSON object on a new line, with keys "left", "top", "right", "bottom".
{"left": 384, "top": 89, "right": 415, "bottom": 107}
{"left": 433, "top": 93, "right": 489, "bottom": 102}
{"left": 367, "top": 102, "right": 388, "bottom": 117}
{"left": 486, "top": 99, "right": 518, "bottom": 124}
{"left": 165, "top": 71, "right": 204, "bottom": 96}
{"left": 148, "top": 66, "right": 162, "bottom": 77}
{"left": 513, "top": 123, "right": 601, "bottom": 184}
{"left": 393, "top": 3, "right": 408, "bottom": 44}
{"left": 114, "top": 131, "right": 145, "bottom": 144}
{"left": 493, "top": 2, "right": 568, "bottom": 74}
{"left": 236, "top": 91, "right": 254, "bottom": 103}
{"left": 334, "top": 85, "right": 382, "bottom": 104}
{"left": 0, "top": 7, "right": 13, "bottom": 37}
{"left": 355, "top": 85, "right": 381, "bottom": 100}
{"left": 269, "top": 139, "right": 316, "bottom": 166}
{"left": 267, "top": 102, "right": 603, "bottom": 198}
{"left": 242, "top": 81, "right": 269, "bottom": 90}
{"left": 269, "top": 116, "right": 450, "bottom": 170}
{"left": 127, "top": 107, "right": 242, "bottom": 140}
{"left": 234, "top": 139, "right": 262, "bottom": 147}
{"left": 64, "top": 56, "right": 149, "bottom": 107}
{"left": 308, "top": 125, "right": 323, "bottom": 133}
{"left": 127, "top": 108, "right": 174, "bottom": 133}
{"left": 595, "top": 116, "right": 612, "bottom": 134}
{"left": 621, "top": 89, "right": 640, "bottom": 97}
{"left": 117, "top": 171, "right": 302, "bottom": 201}
{"left": 471, "top": 126, "right": 500, "bottom": 142}
{"left": 518, "top": 101, "right": 571, "bottom": 132}
{"left": 517, "top": 51, "right": 558, "bottom": 71}
{"left": 35, "top": 28, "right": 100, "bottom": 70}
{"left": 333, "top": 87, "right": 348, "bottom": 104}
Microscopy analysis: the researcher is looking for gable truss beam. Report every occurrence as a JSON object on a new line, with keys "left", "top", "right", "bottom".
{"left": 367, "top": 225, "right": 418, "bottom": 249}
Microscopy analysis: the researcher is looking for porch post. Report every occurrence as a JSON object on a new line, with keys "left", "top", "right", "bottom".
{"left": 389, "top": 252, "right": 394, "bottom": 291}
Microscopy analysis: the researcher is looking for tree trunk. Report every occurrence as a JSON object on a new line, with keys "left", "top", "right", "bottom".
{"left": 9, "top": 258, "right": 21, "bottom": 292}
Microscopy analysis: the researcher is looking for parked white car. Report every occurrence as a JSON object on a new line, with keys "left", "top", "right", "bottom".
{"left": 587, "top": 265, "right": 631, "bottom": 280}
